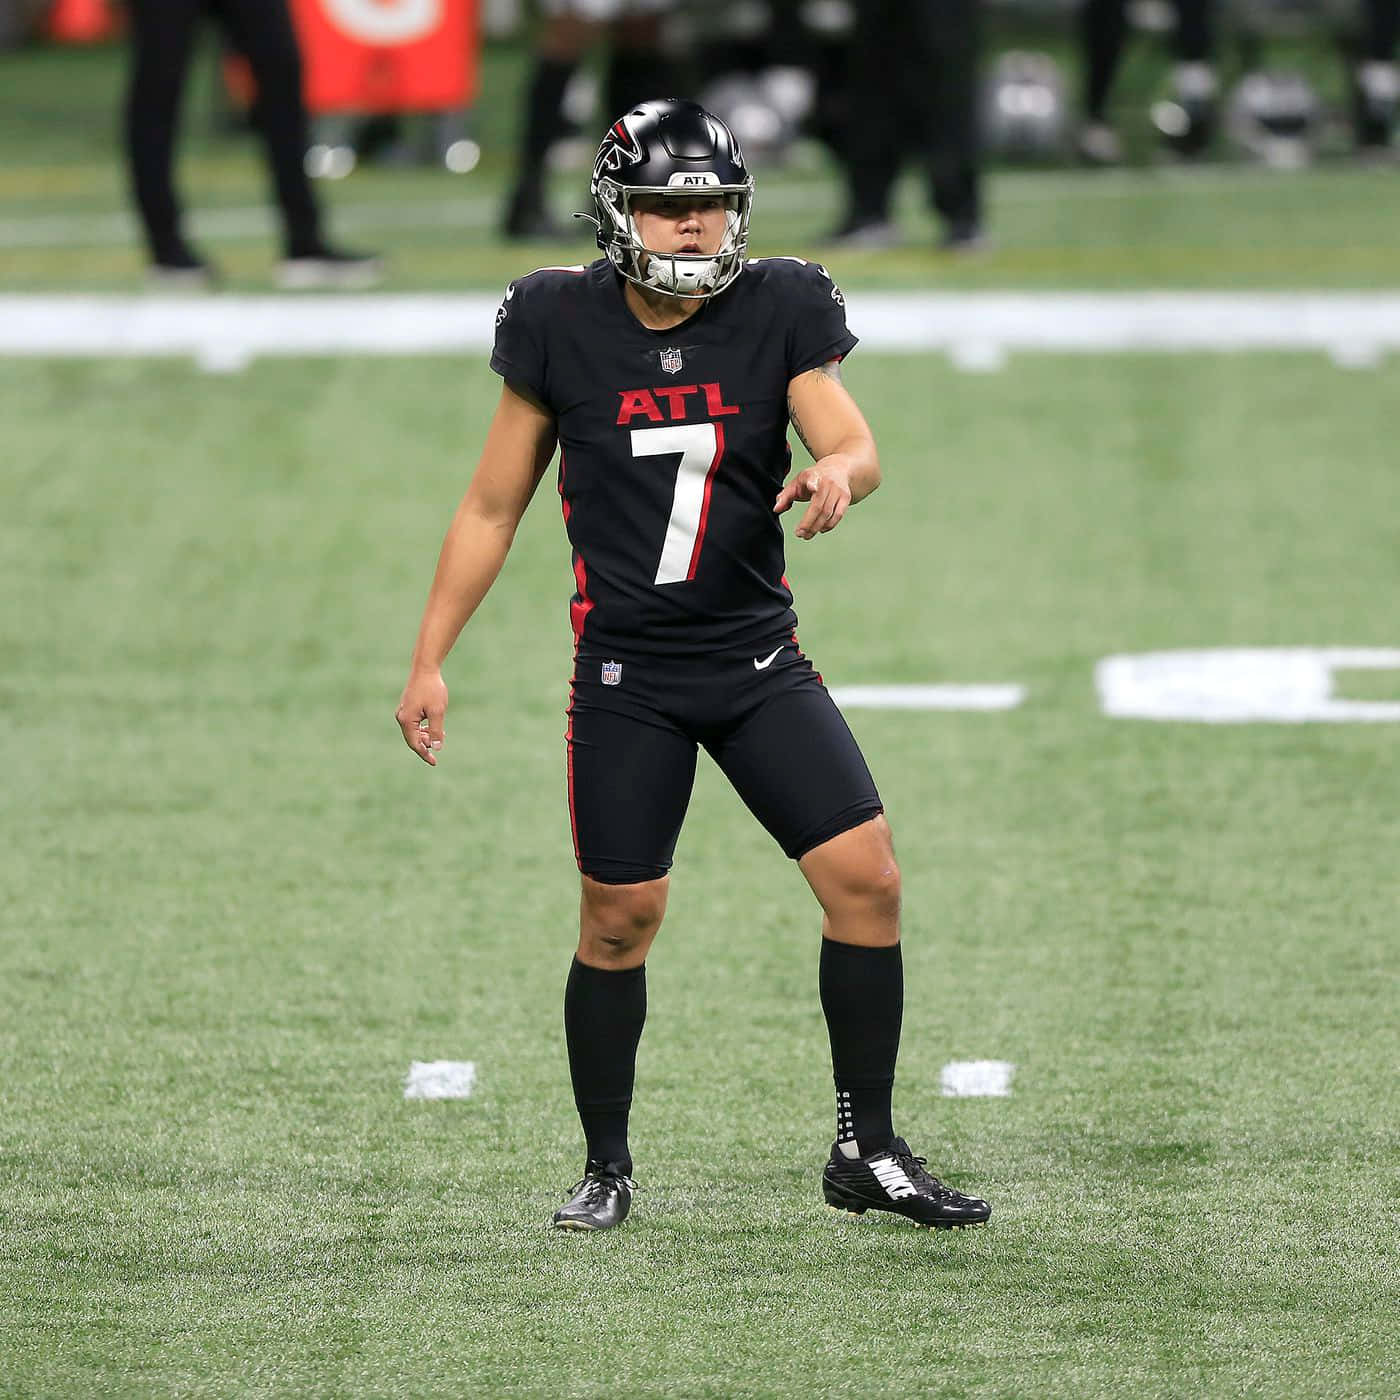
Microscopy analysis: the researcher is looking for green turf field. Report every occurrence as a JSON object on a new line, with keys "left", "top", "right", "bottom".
{"left": 2, "top": 349, "right": 1398, "bottom": 1397}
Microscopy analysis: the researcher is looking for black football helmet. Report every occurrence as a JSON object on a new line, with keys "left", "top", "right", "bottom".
{"left": 585, "top": 98, "right": 754, "bottom": 300}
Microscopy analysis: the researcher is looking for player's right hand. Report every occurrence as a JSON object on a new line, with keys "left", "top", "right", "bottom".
{"left": 396, "top": 670, "right": 449, "bottom": 766}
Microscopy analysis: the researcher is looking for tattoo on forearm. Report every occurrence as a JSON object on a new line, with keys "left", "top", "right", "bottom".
{"left": 787, "top": 396, "right": 815, "bottom": 457}
{"left": 788, "top": 361, "right": 841, "bottom": 456}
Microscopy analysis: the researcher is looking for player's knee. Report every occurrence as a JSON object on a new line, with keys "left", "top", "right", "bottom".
{"left": 853, "top": 856, "right": 902, "bottom": 924}
{"left": 814, "top": 817, "right": 901, "bottom": 917}
{"left": 857, "top": 817, "right": 901, "bottom": 910}
{"left": 579, "top": 875, "right": 667, "bottom": 964}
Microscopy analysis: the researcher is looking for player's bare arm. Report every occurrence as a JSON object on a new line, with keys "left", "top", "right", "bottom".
{"left": 776, "top": 358, "right": 881, "bottom": 540}
{"left": 395, "top": 381, "right": 556, "bottom": 765}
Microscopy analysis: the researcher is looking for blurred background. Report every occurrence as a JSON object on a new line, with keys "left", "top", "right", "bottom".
{"left": 1, "top": 0, "right": 1397, "bottom": 289}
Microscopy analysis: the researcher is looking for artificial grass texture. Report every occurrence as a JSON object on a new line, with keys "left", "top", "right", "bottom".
{"left": 2, "top": 352, "right": 1398, "bottom": 1396}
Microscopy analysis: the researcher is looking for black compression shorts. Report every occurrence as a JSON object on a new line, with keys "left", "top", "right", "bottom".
{"left": 565, "top": 642, "right": 884, "bottom": 885}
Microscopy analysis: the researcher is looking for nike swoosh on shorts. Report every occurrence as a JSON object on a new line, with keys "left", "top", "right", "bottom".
{"left": 753, "top": 647, "right": 784, "bottom": 670}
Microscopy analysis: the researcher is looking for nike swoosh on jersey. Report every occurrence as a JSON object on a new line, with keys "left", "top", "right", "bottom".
{"left": 753, "top": 647, "right": 784, "bottom": 670}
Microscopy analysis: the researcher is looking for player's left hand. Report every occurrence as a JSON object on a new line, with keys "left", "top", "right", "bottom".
{"left": 773, "top": 459, "right": 853, "bottom": 540}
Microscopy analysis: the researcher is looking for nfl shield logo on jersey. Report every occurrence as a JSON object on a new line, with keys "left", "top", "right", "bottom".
{"left": 660, "top": 346, "right": 684, "bottom": 375}
{"left": 601, "top": 660, "right": 623, "bottom": 686}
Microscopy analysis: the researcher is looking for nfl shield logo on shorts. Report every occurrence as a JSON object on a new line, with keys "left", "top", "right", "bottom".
{"left": 660, "top": 346, "right": 684, "bottom": 375}
{"left": 601, "top": 660, "right": 623, "bottom": 686}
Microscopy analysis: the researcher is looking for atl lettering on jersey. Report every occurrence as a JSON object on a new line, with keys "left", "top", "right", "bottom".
{"left": 615, "top": 383, "right": 741, "bottom": 425}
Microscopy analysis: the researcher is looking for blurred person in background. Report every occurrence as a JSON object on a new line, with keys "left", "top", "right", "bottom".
{"left": 1077, "top": 0, "right": 1396, "bottom": 164}
{"left": 1078, "top": 0, "right": 1218, "bottom": 164}
{"left": 503, "top": 0, "right": 677, "bottom": 239}
{"left": 124, "top": 0, "right": 381, "bottom": 287}
{"left": 1353, "top": 0, "right": 1399, "bottom": 150}
{"left": 827, "top": 0, "right": 984, "bottom": 252}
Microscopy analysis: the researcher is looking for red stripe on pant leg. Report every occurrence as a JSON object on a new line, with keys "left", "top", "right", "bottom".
{"left": 565, "top": 642, "right": 581, "bottom": 866}
{"left": 780, "top": 574, "right": 821, "bottom": 682}
{"left": 570, "top": 553, "right": 595, "bottom": 640}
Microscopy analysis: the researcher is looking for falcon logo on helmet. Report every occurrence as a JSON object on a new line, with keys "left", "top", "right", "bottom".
{"left": 597, "top": 117, "right": 645, "bottom": 174}
{"left": 580, "top": 98, "right": 755, "bottom": 302}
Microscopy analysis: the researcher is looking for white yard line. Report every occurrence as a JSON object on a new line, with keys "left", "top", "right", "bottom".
{"left": 0, "top": 292, "right": 1397, "bottom": 365}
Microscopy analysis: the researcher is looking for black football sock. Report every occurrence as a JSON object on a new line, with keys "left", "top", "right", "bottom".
{"left": 564, "top": 956, "right": 646, "bottom": 1175}
{"left": 819, "top": 939, "right": 902, "bottom": 1158}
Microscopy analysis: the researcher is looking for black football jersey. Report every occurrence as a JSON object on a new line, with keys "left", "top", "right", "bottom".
{"left": 490, "top": 256, "right": 857, "bottom": 657}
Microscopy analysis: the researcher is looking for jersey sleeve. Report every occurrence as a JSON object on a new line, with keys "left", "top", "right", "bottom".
{"left": 787, "top": 261, "right": 858, "bottom": 379}
{"left": 489, "top": 275, "right": 549, "bottom": 405}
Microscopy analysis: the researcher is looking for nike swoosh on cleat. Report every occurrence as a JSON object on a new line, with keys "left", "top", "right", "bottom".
{"left": 753, "top": 647, "right": 783, "bottom": 670}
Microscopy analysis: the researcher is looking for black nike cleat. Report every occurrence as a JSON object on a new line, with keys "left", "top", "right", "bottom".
{"left": 822, "top": 1138, "right": 991, "bottom": 1230}
{"left": 552, "top": 1161, "right": 634, "bottom": 1231}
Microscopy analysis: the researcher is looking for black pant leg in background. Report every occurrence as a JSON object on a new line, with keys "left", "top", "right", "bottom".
{"left": 604, "top": 40, "right": 670, "bottom": 129}
{"left": 212, "top": 0, "right": 321, "bottom": 253}
{"left": 1173, "top": 0, "right": 1214, "bottom": 63}
{"left": 1361, "top": 0, "right": 1399, "bottom": 58}
{"left": 124, "top": 0, "right": 204, "bottom": 261}
{"left": 1081, "top": 0, "right": 1128, "bottom": 122}
{"left": 916, "top": 0, "right": 982, "bottom": 232}
{"left": 841, "top": 0, "right": 982, "bottom": 235}
{"left": 841, "top": 0, "right": 906, "bottom": 222}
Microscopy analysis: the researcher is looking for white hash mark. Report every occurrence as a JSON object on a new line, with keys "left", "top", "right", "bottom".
{"left": 940, "top": 1060, "right": 1015, "bottom": 1098}
{"left": 404, "top": 1060, "right": 477, "bottom": 1100}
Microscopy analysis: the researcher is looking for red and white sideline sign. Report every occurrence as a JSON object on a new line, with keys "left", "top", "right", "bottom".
{"left": 290, "top": 0, "right": 479, "bottom": 114}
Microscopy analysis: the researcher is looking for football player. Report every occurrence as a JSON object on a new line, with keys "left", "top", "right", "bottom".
{"left": 396, "top": 99, "right": 991, "bottom": 1234}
